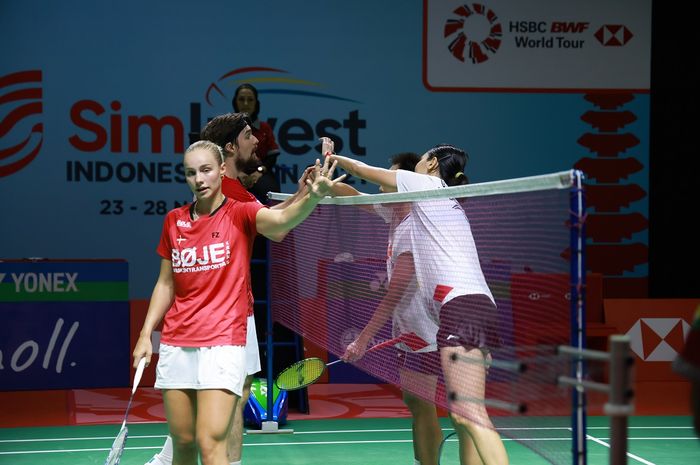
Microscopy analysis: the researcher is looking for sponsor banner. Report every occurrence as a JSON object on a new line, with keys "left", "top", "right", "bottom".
{"left": 0, "top": 260, "right": 129, "bottom": 389}
{"left": 0, "top": 301, "right": 130, "bottom": 390}
{"left": 424, "top": 0, "right": 651, "bottom": 91}
{"left": 0, "top": 260, "right": 128, "bottom": 302}
{"left": 1, "top": 1, "right": 651, "bottom": 298}
{"left": 604, "top": 299, "right": 699, "bottom": 381}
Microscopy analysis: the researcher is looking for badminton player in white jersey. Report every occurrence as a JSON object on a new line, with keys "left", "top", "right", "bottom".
{"left": 333, "top": 152, "right": 443, "bottom": 465}
{"left": 329, "top": 145, "right": 508, "bottom": 465}
{"left": 132, "top": 140, "right": 344, "bottom": 465}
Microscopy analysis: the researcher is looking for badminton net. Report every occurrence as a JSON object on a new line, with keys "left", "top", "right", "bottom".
{"left": 269, "top": 170, "right": 593, "bottom": 464}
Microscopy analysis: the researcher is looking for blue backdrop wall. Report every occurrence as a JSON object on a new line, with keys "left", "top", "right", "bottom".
{"left": 1, "top": 0, "right": 651, "bottom": 298}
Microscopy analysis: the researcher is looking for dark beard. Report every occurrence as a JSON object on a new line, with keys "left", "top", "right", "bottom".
{"left": 235, "top": 155, "right": 260, "bottom": 175}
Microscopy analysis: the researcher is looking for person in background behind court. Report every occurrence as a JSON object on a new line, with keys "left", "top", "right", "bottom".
{"left": 232, "top": 83, "right": 281, "bottom": 202}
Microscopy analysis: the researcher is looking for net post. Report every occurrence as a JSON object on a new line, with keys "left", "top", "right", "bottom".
{"left": 606, "top": 335, "right": 634, "bottom": 465}
{"left": 253, "top": 238, "right": 294, "bottom": 434}
{"left": 570, "top": 169, "right": 587, "bottom": 465}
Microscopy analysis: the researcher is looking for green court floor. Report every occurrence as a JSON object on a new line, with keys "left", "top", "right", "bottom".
{"left": 0, "top": 416, "right": 697, "bottom": 464}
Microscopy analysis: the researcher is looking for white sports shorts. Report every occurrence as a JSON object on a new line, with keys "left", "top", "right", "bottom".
{"left": 155, "top": 343, "right": 246, "bottom": 396}
{"left": 245, "top": 315, "right": 262, "bottom": 376}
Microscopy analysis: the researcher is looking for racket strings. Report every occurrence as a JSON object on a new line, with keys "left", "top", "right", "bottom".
{"left": 277, "top": 358, "right": 325, "bottom": 390}
{"left": 104, "top": 426, "right": 128, "bottom": 465}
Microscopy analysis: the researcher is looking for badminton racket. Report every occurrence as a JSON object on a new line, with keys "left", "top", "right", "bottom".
{"left": 275, "top": 332, "right": 428, "bottom": 391}
{"left": 103, "top": 357, "right": 146, "bottom": 465}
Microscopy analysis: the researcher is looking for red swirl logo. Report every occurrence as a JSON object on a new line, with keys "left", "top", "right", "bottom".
{"left": 444, "top": 3, "right": 502, "bottom": 64}
{"left": 0, "top": 70, "right": 43, "bottom": 177}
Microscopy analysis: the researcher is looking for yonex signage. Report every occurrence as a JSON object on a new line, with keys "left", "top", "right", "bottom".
{"left": 0, "top": 260, "right": 129, "bottom": 390}
{"left": 423, "top": 0, "right": 652, "bottom": 91}
{"left": 0, "top": 261, "right": 128, "bottom": 302}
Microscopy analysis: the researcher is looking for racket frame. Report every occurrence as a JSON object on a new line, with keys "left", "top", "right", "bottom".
{"left": 275, "top": 357, "right": 327, "bottom": 391}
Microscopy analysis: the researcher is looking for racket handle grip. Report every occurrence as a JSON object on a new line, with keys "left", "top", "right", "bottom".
{"left": 326, "top": 359, "right": 344, "bottom": 367}
{"left": 132, "top": 357, "right": 146, "bottom": 394}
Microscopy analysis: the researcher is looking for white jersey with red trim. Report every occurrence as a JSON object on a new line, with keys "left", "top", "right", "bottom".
{"left": 156, "top": 198, "right": 263, "bottom": 347}
{"left": 395, "top": 170, "right": 494, "bottom": 307}
{"left": 387, "top": 211, "right": 439, "bottom": 352}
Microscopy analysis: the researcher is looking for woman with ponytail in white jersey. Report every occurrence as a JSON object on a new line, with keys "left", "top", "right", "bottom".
{"left": 329, "top": 145, "right": 508, "bottom": 465}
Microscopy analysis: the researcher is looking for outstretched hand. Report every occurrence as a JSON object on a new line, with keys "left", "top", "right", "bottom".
{"left": 298, "top": 165, "right": 315, "bottom": 190}
{"left": 307, "top": 157, "right": 347, "bottom": 199}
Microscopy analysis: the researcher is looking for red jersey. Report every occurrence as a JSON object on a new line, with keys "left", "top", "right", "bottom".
{"left": 157, "top": 198, "right": 264, "bottom": 346}
{"left": 222, "top": 176, "right": 264, "bottom": 317}
{"left": 252, "top": 119, "right": 280, "bottom": 161}
{"left": 222, "top": 176, "right": 259, "bottom": 203}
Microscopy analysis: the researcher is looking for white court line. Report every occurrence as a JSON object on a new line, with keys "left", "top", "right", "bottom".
{"left": 1, "top": 435, "right": 697, "bottom": 456}
{"left": 0, "top": 434, "right": 167, "bottom": 443}
{"left": 0, "top": 424, "right": 695, "bottom": 443}
{"left": 587, "top": 426, "right": 694, "bottom": 430}
{"left": 0, "top": 446, "right": 163, "bottom": 455}
{"left": 585, "top": 433, "right": 657, "bottom": 465}
{"left": 0, "top": 427, "right": 551, "bottom": 443}
{"left": 0, "top": 438, "right": 575, "bottom": 455}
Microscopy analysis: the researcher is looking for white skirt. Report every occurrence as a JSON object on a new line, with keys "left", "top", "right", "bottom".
{"left": 245, "top": 314, "right": 261, "bottom": 376}
{"left": 155, "top": 343, "right": 246, "bottom": 396}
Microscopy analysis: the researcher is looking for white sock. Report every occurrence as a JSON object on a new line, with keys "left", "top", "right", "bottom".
{"left": 158, "top": 435, "right": 174, "bottom": 463}
{"left": 230, "top": 461, "right": 242, "bottom": 465}
{"left": 414, "top": 459, "right": 422, "bottom": 465}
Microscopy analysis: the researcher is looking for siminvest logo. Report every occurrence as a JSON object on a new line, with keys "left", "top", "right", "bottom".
{"left": 625, "top": 317, "right": 691, "bottom": 362}
{"left": 0, "top": 70, "right": 43, "bottom": 178}
{"left": 200, "top": 66, "right": 367, "bottom": 188}
{"left": 204, "top": 66, "right": 361, "bottom": 108}
{"left": 443, "top": 3, "right": 502, "bottom": 64}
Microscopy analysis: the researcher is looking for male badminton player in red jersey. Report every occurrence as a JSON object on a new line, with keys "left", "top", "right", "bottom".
{"left": 330, "top": 145, "right": 508, "bottom": 465}
{"left": 133, "top": 138, "right": 344, "bottom": 465}
{"left": 231, "top": 83, "right": 281, "bottom": 203}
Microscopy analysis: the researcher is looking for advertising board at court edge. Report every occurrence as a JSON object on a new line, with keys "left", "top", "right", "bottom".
{"left": 0, "top": 68, "right": 368, "bottom": 186}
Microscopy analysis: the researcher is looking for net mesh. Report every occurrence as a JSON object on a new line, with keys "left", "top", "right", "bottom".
{"left": 270, "top": 171, "right": 594, "bottom": 464}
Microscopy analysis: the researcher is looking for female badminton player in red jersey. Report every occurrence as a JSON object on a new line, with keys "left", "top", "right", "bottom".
{"left": 144, "top": 112, "right": 315, "bottom": 465}
{"left": 330, "top": 145, "right": 508, "bottom": 465}
{"left": 132, "top": 139, "right": 344, "bottom": 465}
